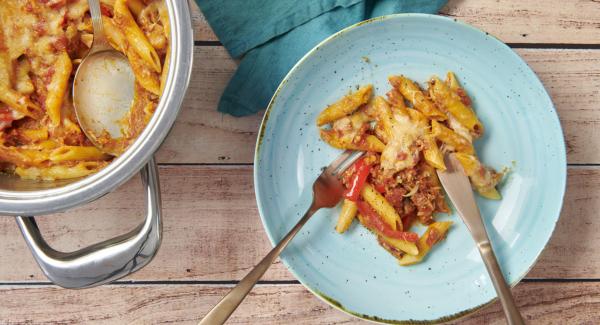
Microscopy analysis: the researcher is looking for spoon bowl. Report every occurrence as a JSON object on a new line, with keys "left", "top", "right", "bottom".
{"left": 72, "top": 0, "right": 135, "bottom": 156}
{"left": 73, "top": 50, "right": 135, "bottom": 155}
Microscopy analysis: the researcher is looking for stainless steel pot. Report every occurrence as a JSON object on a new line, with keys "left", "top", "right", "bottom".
{"left": 0, "top": 1, "right": 194, "bottom": 289}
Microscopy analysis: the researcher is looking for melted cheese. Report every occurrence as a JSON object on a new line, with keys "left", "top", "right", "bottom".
{"left": 381, "top": 112, "right": 423, "bottom": 174}
{"left": 0, "top": 1, "right": 168, "bottom": 180}
{"left": 332, "top": 112, "right": 368, "bottom": 144}
{"left": 67, "top": 0, "right": 89, "bottom": 21}
{"left": 0, "top": 2, "right": 37, "bottom": 60}
{"left": 446, "top": 113, "right": 472, "bottom": 143}
{"left": 0, "top": 1, "right": 72, "bottom": 60}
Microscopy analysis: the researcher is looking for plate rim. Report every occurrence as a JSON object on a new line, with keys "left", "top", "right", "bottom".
{"left": 253, "top": 13, "right": 567, "bottom": 324}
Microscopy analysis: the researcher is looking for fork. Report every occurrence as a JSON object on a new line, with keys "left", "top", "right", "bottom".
{"left": 199, "top": 150, "right": 365, "bottom": 325}
{"left": 436, "top": 153, "right": 525, "bottom": 325}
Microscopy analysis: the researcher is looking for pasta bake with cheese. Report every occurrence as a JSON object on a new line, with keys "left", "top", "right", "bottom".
{"left": 0, "top": 0, "right": 170, "bottom": 180}
{"left": 317, "top": 72, "right": 503, "bottom": 265}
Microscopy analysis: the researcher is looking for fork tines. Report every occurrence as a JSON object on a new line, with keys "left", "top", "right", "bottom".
{"left": 325, "top": 150, "right": 365, "bottom": 176}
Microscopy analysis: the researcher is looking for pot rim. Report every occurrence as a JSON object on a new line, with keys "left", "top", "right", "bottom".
{"left": 0, "top": 0, "right": 194, "bottom": 216}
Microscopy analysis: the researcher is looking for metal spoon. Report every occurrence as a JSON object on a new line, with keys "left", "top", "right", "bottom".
{"left": 73, "top": 0, "right": 135, "bottom": 155}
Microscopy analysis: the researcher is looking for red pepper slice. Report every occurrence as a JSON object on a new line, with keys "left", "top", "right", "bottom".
{"left": 0, "top": 107, "right": 13, "bottom": 130}
{"left": 373, "top": 182, "right": 386, "bottom": 194}
{"left": 100, "top": 3, "right": 113, "bottom": 17}
{"left": 343, "top": 157, "right": 371, "bottom": 201}
{"left": 356, "top": 200, "right": 418, "bottom": 243}
{"left": 426, "top": 228, "right": 441, "bottom": 247}
{"left": 401, "top": 214, "right": 415, "bottom": 231}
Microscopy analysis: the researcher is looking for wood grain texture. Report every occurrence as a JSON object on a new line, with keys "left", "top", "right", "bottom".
{"left": 155, "top": 47, "right": 600, "bottom": 164}
{"left": 190, "top": 0, "right": 600, "bottom": 44}
{"left": 1, "top": 282, "right": 599, "bottom": 324}
{"left": 0, "top": 166, "right": 289, "bottom": 282}
{"left": 154, "top": 46, "right": 261, "bottom": 164}
{"left": 440, "top": 0, "right": 600, "bottom": 45}
{"left": 0, "top": 166, "right": 595, "bottom": 282}
{"left": 190, "top": 1, "right": 218, "bottom": 42}
{"left": 519, "top": 49, "right": 600, "bottom": 165}
{"left": 527, "top": 166, "right": 600, "bottom": 279}
{"left": 2, "top": 2, "right": 597, "bottom": 323}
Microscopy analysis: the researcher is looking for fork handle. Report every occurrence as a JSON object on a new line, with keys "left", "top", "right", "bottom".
{"left": 478, "top": 241, "right": 526, "bottom": 325}
{"left": 199, "top": 206, "right": 316, "bottom": 325}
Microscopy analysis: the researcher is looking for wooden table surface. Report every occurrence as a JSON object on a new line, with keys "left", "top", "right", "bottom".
{"left": 2, "top": 1, "right": 600, "bottom": 323}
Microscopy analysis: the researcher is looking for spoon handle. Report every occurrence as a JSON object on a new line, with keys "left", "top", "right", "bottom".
{"left": 88, "top": 0, "right": 111, "bottom": 52}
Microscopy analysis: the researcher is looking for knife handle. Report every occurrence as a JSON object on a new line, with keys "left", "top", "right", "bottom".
{"left": 478, "top": 240, "right": 526, "bottom": 325}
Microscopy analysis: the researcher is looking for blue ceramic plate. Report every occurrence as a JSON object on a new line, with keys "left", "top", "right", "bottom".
{"left": 254, "top": 14, "right": 566, "bottom": 323}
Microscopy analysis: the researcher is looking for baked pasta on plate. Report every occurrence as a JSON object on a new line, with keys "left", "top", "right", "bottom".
{"left": 254, "top": 14, "right": 566, "bottom": 323}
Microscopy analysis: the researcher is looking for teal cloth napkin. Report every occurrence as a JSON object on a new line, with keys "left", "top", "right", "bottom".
{"left": 196, "top": 0, "right": 448, "bottom": 116}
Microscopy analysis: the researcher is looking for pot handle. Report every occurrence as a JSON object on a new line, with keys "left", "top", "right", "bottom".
{"left": 15, "top": 157, "right": 162, "bottom": 289}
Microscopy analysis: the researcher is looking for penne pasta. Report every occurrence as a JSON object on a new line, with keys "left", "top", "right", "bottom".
{"left": 45, "top": 52, "right": 73, "bottom": 127}
{"left": 431, "top": 120, "right": 475, "bottom": 154}
{"left": 405, "top": 107, "right": 428, "bottom": 127}
{"left": 139, "top": 2, "right": 168, "bottom": 51}
{"left": 103, "top": 16, "right": 127, "bottom": 52}
{"left": 14, "top": 59, "right": 34, "bottom": 95}
{"left": 0, "top": 146, "right": 34, "bottom": 167}
{"left": 398, "top": 221, "right": 452, "bottom": 265}
{"left": 370, "top": 96, "right": 395, "bottom": 143}
{"left": 0, "top": 33, "right": 13, "bottom": 88}
{"left": 316, "top": 85, "right": 373, "bottom": 126}
{"left": 389, "top": 75, "right": 446, "bottom": 121}
{"left": 127, "top": 0, "right": 146, "bottom": 17}
{"left": 379, "top": 234, "right": 419, "bottom": 256}
{"left": 336, "top": 199, "right": 358, "bottom": 233}
{"left": 361, "top": 183, "right": 402, "bottom": 231}
{"left": 127, "top": 46, "right": 161, "bottom": 95}
{"left": 447, "top": 71, "right": 474, "bottom": 107}
{"left": 80, "top": 33, "right": 94, "bottom": 48}
{"left": 454, "top": 153, "right": 502, "bottom": 199}
{"left": 16, "top": 161, "right": 107, "bottom": 181}
{"left": 50, "top": 146, "right": 109, "bottom": 162}
{"left": 386, "top": 88, "right": 407, "bottom": 110}
{"left": 423, "top": 135, "right": 446, "bottom": 170}
{"left": 0, "top": 37, "right": 39, "bottom": 118}
{"left": 21, "top": 127, "right": 49, "bottom": 142}
{"left": 320, "top": 129, "right": 385, "bottom": 152}
{"left": 0, "top": 90, "right": 40, "bottom": 119}
{"left": 114, "top": 0, "right": 162, "bottom": 73}
{"left": 357, "top": 213, "right": 419, "bottom": 256}
{"left": 26, "top": 140, "right": 60, "bottom": 151}
{"left": 0, "top": 144, "right": 51, "bottom": 166}
{"left": 429, "top": 76, "right": 483, "bottom": 137}
{"left": 447, "top": 71, "right": 460, "bottom": 90}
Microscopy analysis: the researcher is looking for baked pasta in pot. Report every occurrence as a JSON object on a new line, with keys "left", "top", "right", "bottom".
{"left": 0, "top": 0, "right": 170, "bottom": 180}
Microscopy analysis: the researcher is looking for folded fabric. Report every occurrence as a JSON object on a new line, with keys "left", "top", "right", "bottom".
{"left": 196, "top": 0, "right": 448, "bottom": 116}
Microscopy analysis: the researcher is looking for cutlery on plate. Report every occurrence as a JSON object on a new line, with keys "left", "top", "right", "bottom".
{"left": 199, "top": 150, "right": 364, "bottom": 325}
{"left": 436, "top": 153, "right": 525, "bottom": 325}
